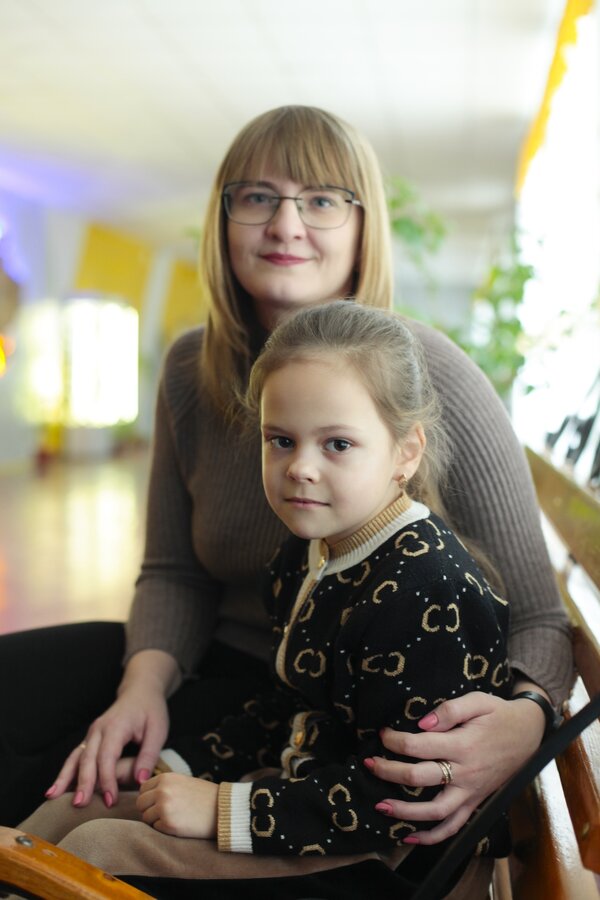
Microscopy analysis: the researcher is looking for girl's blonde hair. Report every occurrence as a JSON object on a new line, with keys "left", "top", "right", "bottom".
{"left": 247, "top": 301, "right": 449, "bottom": 515}
{"left": 199, "top": 105, "right": 393, "bottom": 418}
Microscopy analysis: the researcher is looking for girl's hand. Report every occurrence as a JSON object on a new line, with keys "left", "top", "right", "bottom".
{"left": 45, "top": 650, "right": 179, "bottom": 809}
{"left": 137, "top": 773, "right": 218, "bottom": 838}
{"left": 370, "top": 690, "right": 546, "bottom": 845}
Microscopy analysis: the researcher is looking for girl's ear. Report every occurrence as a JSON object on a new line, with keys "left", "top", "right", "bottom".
{"left": 394, "top": 424, "right": 426, "bottom": 482}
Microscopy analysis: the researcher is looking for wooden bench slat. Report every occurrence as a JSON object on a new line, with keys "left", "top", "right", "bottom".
{"left": 526, "top": 447, "right": 600, "bottom": 584}
{"left": 510, "top": 762, "right": 600, "bottom": 900}
{"left": 556, "top": 678, "right": 600, "bottom": 873}
{"left": 0, "top": 826, "right": 150, "bottom": 900}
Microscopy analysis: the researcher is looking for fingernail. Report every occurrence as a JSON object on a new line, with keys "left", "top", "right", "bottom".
{"left": 137, "top": 769, "right": 151, "bottom": 784}
{"left": 73, "top": 791, "right": 84, "bottom": 807}
{"left": 45, "top": 784, "right": 57, "bottom": 798}
{"left": 375, "top": 802, "right": 393, "bottom": 816}
{"left": 104, "top": 791, "right": 113, "bottom": 808}
{"left": 419, "top": 712, "right": 438, "bottom": 729}
{"left": 363, "top": 757, "right": 375, "bottom": 771}
{"left": 404, "top": 836, "right": 420, "bottom": 844}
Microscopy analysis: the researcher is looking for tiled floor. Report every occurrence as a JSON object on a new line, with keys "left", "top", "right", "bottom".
{"left": 0, "top": 449, "right": 150, "bottom": 635}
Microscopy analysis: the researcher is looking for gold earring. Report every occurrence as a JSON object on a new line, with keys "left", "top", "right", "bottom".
{"left": 396, "top": 473, "right": 407, "bottom": 495}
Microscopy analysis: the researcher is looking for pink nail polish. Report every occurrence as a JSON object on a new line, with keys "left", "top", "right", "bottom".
{"left": 419, "top": 712, "right": 438, "bottom": 729}
{"left": 104, "top": 791, "right": 113, "bottom": 808}
{"left": 404, "top": 836, "right": 420, "bottom": 844}
{"left": 45, "top": 784, "right": 57, "bottom": 798}
{"left": 137, "top": 769, "right": 151, "bottom": 784}
{"left": 375, "top": 802, "right": 393, "bottom": 815}
{"left": 363, "top": 757, "right": 375, "bottom": 771}
{"left": 73, "top": 791, "right": 84, "bottom": 807}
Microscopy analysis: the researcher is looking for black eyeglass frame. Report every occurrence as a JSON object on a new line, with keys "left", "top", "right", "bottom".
{"left": 221, "top": 182, "right": 363, "bottom": 229}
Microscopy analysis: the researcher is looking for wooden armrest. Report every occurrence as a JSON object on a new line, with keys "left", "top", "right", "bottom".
{"left": 555, "top": 679, "right": 600, "bottom": 873}
{"left": 0, "top": 827, "right": 150, "bottom": 900}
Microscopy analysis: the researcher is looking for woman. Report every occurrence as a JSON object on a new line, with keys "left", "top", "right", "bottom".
{"left": 19, "top": 302, "right": 512, "bottom": 899}
{"left": 1, "top": 107, "right": 572, "bottom": 845}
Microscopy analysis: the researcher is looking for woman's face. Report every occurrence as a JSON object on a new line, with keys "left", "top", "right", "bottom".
{"left": 226, "top": 175, "right": 362, "bottom": 330}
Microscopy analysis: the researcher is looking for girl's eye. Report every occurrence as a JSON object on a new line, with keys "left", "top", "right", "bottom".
{"left": 324, "top": 438, "right": 352, "bottom": 453}
{"left": 269, "top": 436, "right": 294, "bottom": 450}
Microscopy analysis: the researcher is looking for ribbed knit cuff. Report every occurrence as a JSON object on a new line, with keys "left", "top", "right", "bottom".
{"left": 217, "top": 782, "right": 253, "bottom": 853}
{"left": 154, "top": 749, "right": 192, "bottom": 776}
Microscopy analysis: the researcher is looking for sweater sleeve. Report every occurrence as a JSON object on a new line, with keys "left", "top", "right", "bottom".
{"left": 218, "top": 570, "right": 510, "bottom": 856}
{"left": 410, "top": 321, "right": 574, "bottom": 705}
{"left": 157, "top": 684, "right": 300, "bottom": 782}
{"left": 125, "top": 333, "right": 220, "bottom": 674}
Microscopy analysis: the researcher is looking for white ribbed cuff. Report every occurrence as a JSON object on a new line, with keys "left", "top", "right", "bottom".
{"left": 218, "top": 781, "right": 253, "bottom": 853}
{"left": 157, "top": 748, "right": 192, "bottom": 776}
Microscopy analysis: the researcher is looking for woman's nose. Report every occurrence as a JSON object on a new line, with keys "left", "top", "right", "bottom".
{"left": 266, "top": 197, "right": 306, "bottom": 241}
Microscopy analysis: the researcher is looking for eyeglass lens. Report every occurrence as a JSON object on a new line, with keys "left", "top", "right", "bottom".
{"left": 224, "top": 184, "right": 355, "bottom": 228}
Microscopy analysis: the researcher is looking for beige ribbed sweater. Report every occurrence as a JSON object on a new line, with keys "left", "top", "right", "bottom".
{"left": 126, "top": 321, "right": 573, "bottom": 705}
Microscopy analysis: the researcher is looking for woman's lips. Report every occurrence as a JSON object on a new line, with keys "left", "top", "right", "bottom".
{"left": 261, "top": 253, "right": 308, "bottom": 266}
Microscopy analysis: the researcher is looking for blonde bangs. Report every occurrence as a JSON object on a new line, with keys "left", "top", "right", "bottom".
{"left": 221, "top": 107, "right": 364, "bottom": 198}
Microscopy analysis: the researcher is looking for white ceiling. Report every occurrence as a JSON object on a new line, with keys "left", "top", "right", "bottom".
{"left": 0, "top": 0, "right": 563, "bottom": 264}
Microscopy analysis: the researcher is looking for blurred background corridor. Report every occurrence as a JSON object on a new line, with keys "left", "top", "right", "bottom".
{"left": 0, "top": 0, "right": 598, "bottom": 635}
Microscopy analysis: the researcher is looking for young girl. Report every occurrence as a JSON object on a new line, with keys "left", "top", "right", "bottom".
{"left": 20, "top": 302, "right": 510, "bottom": 899}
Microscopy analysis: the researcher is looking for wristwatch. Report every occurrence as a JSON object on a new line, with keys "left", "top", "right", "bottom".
{"left": 512, "top": 690, "right": 563, "bottom": 740}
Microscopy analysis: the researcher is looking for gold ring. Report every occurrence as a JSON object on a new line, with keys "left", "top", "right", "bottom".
{"left": 437, "top": 760, "right": 453, "bottom": 785}
{"left": 79, "top": 742, "right": 87, "bottom": 751}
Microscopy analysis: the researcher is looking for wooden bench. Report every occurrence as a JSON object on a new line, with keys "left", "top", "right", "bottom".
{"left": 1, "top": 448, "right": 599, "bottom": 899}
{"left": 492, "top": 447, "right": 600, "bottom": 900}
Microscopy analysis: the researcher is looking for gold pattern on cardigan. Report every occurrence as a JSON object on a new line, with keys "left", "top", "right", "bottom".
{"left": 465, "top": 571, "right": 484, "bottom": 594}
{"left": 336, "top": 561, "right": 371, "bottom": 587}
{"left": 328, "top": 784, "right": 359, "bottom": 833}
{"left": 395, "top": 530, "right": 430, "bottom": 556}
{"left": 165, "top": 510, "right": 511, "bottom": 858}
{"left": 421, "top": 602, "right": 461, "bottom": 633}
{"left": 463, "top": 653, "right": 490, "bottom": 680}
{"left": 251, "top": 787, "right": 276, "bottom": 838}
{"left": 426, "top": 518, "right": 446, "bottom": 550}
{"left": 371, "top": 579, "right": 398, "bottom": 604}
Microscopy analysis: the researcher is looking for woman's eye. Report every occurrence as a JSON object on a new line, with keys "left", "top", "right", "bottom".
{"left": 269, "top": 436, "right": 294, "bottom": 450}
{"left": 241, "top": 191, "right": 275, "bottom": 207}
{"left": 325, "top": 438, "right": 352, "bottom": 453}
{"left": 308, "top": 193, "right": 336, "bottom": 210}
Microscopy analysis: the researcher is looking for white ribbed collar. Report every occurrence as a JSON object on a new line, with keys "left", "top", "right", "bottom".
{"left": 307, "top": 497, "right": 430, "bottom": 579}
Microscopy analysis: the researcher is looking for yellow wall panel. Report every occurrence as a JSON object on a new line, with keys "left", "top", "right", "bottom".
{"left": 74, "top": 223, "right": 153, "bottom": 310}
{"left": 162, "top": 259, "right": 207, "bottom": 343}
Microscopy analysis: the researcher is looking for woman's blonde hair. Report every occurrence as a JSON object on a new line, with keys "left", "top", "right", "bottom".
{"left": 247, "top": 301, "right": 449, "bottom": 515}
{"left": 198, "top": 105, "right": 393, "bottom": 417}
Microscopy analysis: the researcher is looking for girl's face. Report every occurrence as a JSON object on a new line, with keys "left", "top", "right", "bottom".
{"left": 227, "top": 176, "right": 362, "bottom": 330}
{"left": 260, "top": 356, "right": 424, "bottom": 545}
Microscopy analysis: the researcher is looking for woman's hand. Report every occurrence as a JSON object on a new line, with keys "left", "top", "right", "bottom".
{"left": 45, "top": 649, "right": 180, "bottom": 809}
{"left": 137, "top": 773, "right": 218, "bottom": 838}
{"left": 369, "top": 689, "right": 546, "bottom": 845}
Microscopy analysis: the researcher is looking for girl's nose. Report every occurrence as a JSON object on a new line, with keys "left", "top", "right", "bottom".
{"left": 266, "top": 197, "right": 307, "bottom": 241}
{"left": 286, "top": 453, "right": 319, "bottom": 483}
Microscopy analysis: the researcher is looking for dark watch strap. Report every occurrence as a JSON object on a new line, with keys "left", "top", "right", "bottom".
{"left": 511, "top": 690, "right": 563, "bottom": 739}
{"left": 410, "top": 690, "right": 600, "bottom": 900}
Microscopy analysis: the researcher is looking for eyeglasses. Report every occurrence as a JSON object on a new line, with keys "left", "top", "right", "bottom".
{"left": 222, "top": 182, "right": 362, "bottom": 229}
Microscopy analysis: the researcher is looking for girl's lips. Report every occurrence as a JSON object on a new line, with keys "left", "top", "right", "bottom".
{"left": 286, "top": 498, "right": 328, "bottom": 507}
{"left": 261, "top": 253, "right": 308, "bottom": 266}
